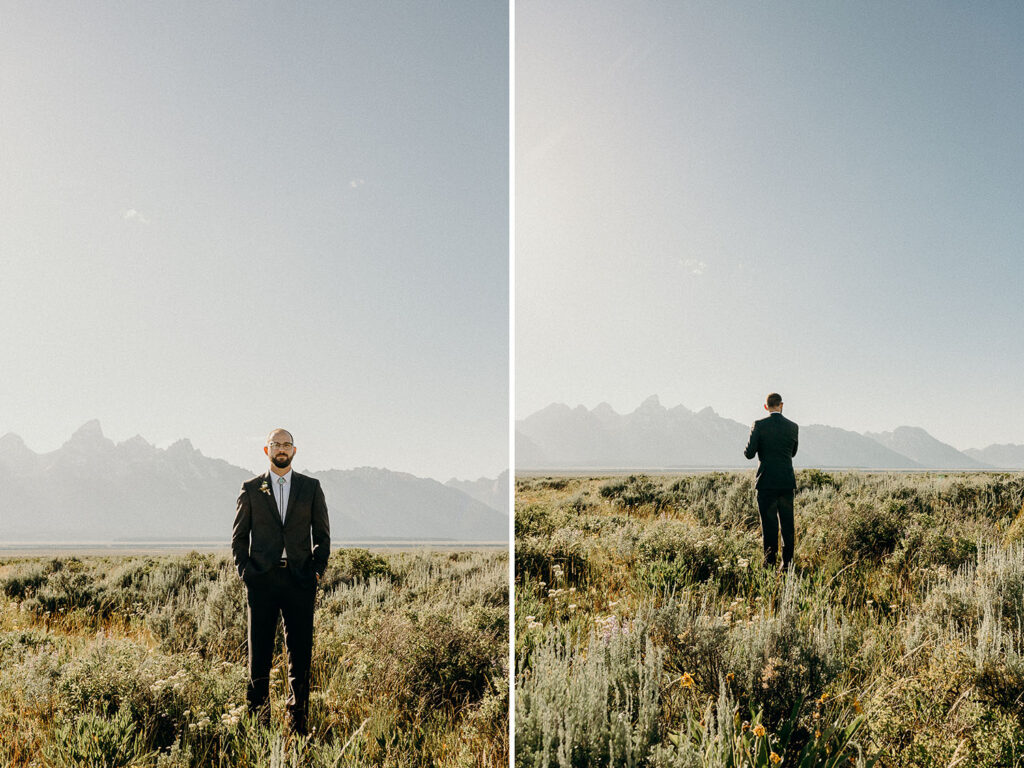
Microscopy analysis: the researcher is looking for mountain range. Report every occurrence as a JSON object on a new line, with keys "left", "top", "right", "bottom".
{"left": 0, "top": 421, "right": 507, "bottom": 543}
{"left": 516, "top": 396, "right": 1024, "bottom": 471}
{"left": 445, "top": 470, "right": 509, "bottom": 515}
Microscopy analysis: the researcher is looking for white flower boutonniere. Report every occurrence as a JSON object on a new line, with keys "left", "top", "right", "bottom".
{"left": 260, "top": 480, "right": 271, "bottom": 496}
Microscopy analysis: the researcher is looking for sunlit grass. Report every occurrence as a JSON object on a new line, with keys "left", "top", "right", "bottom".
{"left": 0, "top": 548, "right": 508, "bottom": 767}
{"left": 515, "top": 471, "right": 1024, "bottom": 768}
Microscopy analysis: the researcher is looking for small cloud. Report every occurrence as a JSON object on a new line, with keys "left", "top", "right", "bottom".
{"left": 681, "top": 258, "right": 706, "bottom": 275}
{"left": 123, "top": 208, "right": 149, "bottom": 224}
{"left": 349, "top": 179, "right": 365, "bottom": 189}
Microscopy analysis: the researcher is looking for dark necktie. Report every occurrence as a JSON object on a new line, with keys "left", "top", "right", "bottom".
{"left": 278, "top": 477, "right": 286, "bottom": 523}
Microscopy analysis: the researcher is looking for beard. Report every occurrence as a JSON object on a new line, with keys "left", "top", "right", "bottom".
{"left": 271, "top": 453, "right": 292, "bottom": 469}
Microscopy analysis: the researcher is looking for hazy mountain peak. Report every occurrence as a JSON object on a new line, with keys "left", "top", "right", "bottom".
{"left": 863, "top": 426, "right": 988, "bottom": 469}
{"left": 866, "top": 425, "right": 935, "bottom": 441}
{"left": 166, "top": 437, "right": 196, "bottom": 454}
{"left": 892, "top": 426, "right": 928, "bottom": 437}
{"left": 0, "top": 431, "right": 36, "bottom": 472}
{"left": 444, "top": 469, "right": 509, "bottom": 515}
{"left": 964, "top": 443, "right": 1024, "bottom": 469}
{"left": 591, "top": 401, "right": 622, "bottom": 427}
{"left": 0, "top": 432, "right": 28, "bottom": 451}
{"left": 697, "top": 406, "right": 718, "bottom": 417}
{"left": 538, "top": 402, "right": 572, "bottom": 416}
{"left": 970, "top": 442, "right": 1020, "bottom": 451}
{"left": 636, "top": 394, "right": 664, "bottom": 411}
{"left": 118, "top": 434, "right": 157, "bottom": 459}
{"left": 70, "top": 419, "right": 104, "bottom": 440}
{"left": 340, "top": 465, "right": 422, "bottom": 484}
{"left": 64, "top": 419, "right": 114, "bottom": 451}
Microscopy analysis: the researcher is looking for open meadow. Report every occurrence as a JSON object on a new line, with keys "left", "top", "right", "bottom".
{"left": 0, "top": 548, "right": 508, "bottom": 767}
{"left": 515, "top": 471, "right": 1024, "bottom": 767}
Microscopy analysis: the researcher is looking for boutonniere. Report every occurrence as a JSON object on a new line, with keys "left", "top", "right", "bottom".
{"left": 260, "top": 480, "right": 271, "bottom": 496}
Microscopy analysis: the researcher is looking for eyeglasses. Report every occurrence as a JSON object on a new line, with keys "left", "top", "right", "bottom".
{"left": 268, "top": 442, "right": 294, "bottom": 450}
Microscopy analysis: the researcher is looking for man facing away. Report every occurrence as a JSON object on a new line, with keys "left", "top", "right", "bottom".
{"left": 232, "top": 428, "right": 330, "bottom": 735}
{"left": 743, "top": 393, "right": 799, "bottom": 570}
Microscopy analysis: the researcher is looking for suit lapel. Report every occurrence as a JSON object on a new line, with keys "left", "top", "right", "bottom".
{"left": 264, "top": 470, "right": 282, "bottom": 524}
{"left": 285, "top": 473, "right": 301, "bottom": 526}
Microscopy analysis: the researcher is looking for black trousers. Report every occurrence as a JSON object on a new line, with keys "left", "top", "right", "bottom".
{"left": 245, "top": 565, "right": 316, "bottom": 731}
{"left": 757, "top": 488, "right": 795, "bottom": 569}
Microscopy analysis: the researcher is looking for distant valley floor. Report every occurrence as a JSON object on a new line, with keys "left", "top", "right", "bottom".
{"left": 0, "top": 540, "right": 508, "bottom": 557}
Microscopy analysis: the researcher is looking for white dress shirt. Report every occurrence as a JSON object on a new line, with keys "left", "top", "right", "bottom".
{"left": 272, "top": 468, "right": 292, "bottom": 560}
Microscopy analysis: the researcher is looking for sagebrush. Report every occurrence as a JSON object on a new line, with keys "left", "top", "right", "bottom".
{"left": 515, "top": 471, "right": 1024, "bottom": 768}
{"left": 0, "top": 547, "right": 508, "bottom": 767}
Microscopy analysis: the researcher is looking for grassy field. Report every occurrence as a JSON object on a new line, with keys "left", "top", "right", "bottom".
{"left": 0, "top": 548, "right": 508, "bottom": 767}
{"left": 515, "top": 471, "right": 1024, "bottom": 768}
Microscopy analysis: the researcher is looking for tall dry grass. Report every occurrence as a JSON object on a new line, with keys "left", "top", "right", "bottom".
{"left": 515, "top": 471, "right": 1024, "bottom": 768}
{"left": 0, "top": 548, "right": 508, "bottom": 767}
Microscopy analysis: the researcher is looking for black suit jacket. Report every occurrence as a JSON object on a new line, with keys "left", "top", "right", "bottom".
{"left": 743, "top": 412, "right": 799, "bottom": 490}
{"left": 232, "top": 470, "right": 331, "bottom": 586}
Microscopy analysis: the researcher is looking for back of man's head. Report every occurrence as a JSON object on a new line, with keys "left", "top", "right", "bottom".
{"left": 766, "top": 393, "right": 783, "bottom": 409}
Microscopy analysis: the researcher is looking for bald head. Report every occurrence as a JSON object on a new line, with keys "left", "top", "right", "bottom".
{"left": 266, "top": 428, "right": 294, "bottom": 444}
{"left": 264, "top": 428, "right": 296, "bottom": 472}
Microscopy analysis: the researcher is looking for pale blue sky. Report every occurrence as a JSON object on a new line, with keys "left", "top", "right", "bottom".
{"left": 517, "top": 2, "right": 1024, "bottom": 450}
{"left": 1, "top": 1, "right": 507, "bottom": 480}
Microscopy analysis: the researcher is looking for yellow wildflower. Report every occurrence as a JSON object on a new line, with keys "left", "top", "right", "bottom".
{"left": 681, "top": 672, "right": 694, "bottom": 688}
{"left": 753, "top": 724, "right": 766, "bottom": 738}
{"left": 769, "top": 752, "right": 782, "bottom": 765}
{"left": 853, "top": 698, "right": 862, "bottom": 714}
{"left": 726, "top": 672, "right": 735, "bottom": 683}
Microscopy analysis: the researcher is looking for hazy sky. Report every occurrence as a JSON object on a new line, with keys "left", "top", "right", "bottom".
{"left": 517, "top": 2, "right": 1024, "bottom": 450}
{"left": 1, "top": 2, "right": 507, "bottom": 481}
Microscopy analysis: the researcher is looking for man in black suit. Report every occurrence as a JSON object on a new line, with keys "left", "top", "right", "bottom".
{"left": 743, "top": 393, "right": 799, "bottom": 570}
{"left": 232, "top": 428, "right": 330, "bottom": 735}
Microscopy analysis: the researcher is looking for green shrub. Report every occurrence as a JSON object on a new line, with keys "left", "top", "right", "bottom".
{"left": 45, "top": 706, "right": 156, "bottom": 767}
{"left": 0, "top": 628, "right": 55, "bottom": 663}
{"left": 600, "top": 475, "right": 673, "bottom": 511}
{"left": 651, "top": 683, "right": 878, "bottom": 768}
{"left": 1, "top": 560, "right": 58, "bottom": 600}
{"left": 562, "top": 493, "right": 595, "bottom": 515}
{"left": 538, "top": 478, "right": 572, "bottom": 491}
{"left": 515, "top": 529, "right": 593, "bottom": 589}
{"left": 517, "top": 625, "right": 663, "bottom": 767}
{"left": 834, "top": 502, "right": 903, "bottom": 561}
{"left": 328, "top": 548, "right": 394, "bottom": 586}
{"left": 517, "top": 504, "right": 558, "bottom": 538}
{"left": 404, "top": 612, "right": 504, "bottom": 709}
{"left": 723, "top": 576, "right": 850, "bottom": 725}
{"left": 798, "top": 469, "right": 838, "bottom": 491}
{"left": 28, "top": 568, "right": 112, "bottom": 616}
